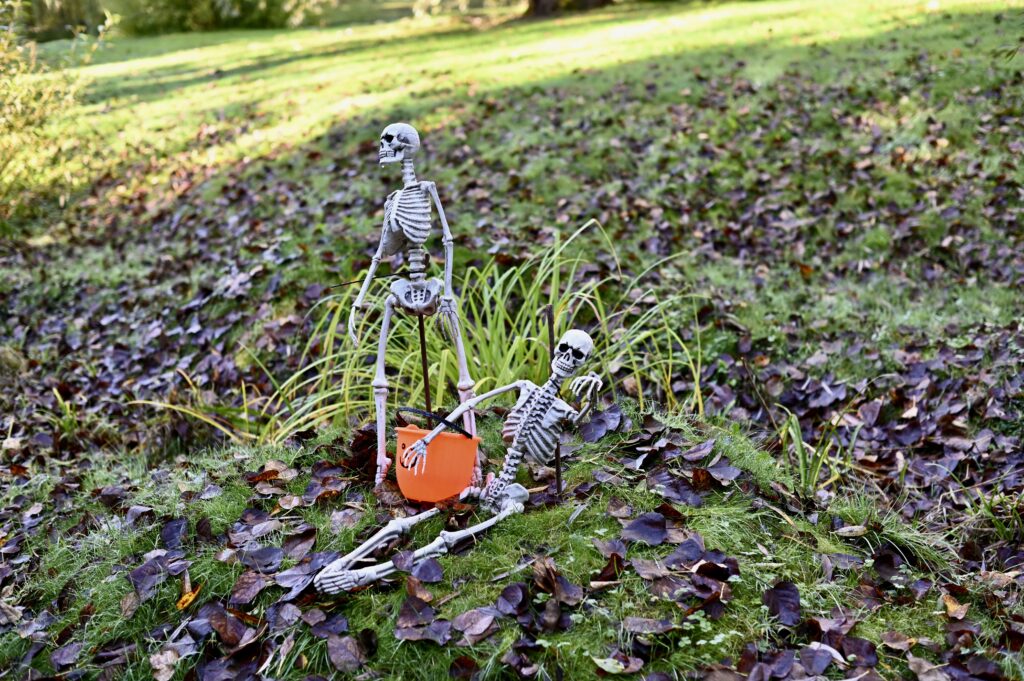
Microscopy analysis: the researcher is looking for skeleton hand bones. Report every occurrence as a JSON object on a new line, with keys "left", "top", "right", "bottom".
{"left": 570, "top": 372, "right": 603, "bottom": 401}
{"left": 347, "top": 302, "right": 363, "bottom": 347}
{"left": 436, "top": 295, "right": 459, "bottom": 343}
{"left": 401, "top": 438, "right": 430, "bottom": 476}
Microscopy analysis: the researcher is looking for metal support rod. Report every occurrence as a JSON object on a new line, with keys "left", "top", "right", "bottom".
{"left": 418, "top": 314, "right": 432, "bottom": 415}
{"left": 544, "top": 305, "right": 562, "bottom": 497}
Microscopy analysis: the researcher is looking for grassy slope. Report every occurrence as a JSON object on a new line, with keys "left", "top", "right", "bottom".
{"left": 19, "top": 0, "right": 1020, "bottom": 355}
{"left": 3, "top": 0, "right": 1022, "bottom": 678}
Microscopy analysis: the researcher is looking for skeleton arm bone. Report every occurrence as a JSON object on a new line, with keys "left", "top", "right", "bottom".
{"left": 347, "top": 224, "right": 391, "bottom": 346}
{"left": 424, "top": 181, "right": 454, "bottom": 297}
{"left": 400, "top": 381, "right": 530, "bottom": 473}
{"left": 424, "top": 181, "right": 461, "bottom": 341}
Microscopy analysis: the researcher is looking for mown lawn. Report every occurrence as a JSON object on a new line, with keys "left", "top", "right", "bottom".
{"left": 1, "top": 0, "right": 1022, "bottom": 679}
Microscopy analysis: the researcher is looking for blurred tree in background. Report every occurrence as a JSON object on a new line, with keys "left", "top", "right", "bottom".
{"left": 526, "top": 0, "right": 611, "bottom": 16}
{"left": 13, "top": 0, "right": 334, "bottom": 38}
{"left": 17, "top": 0, "right": 105, "bottom": 40}
{"left": 411, "top": 0, "right": 614, "bottom": 18}
{"left": 17, "top": 0, "right": 624, "bottom": 38}
{"left": 105, "top": 0, "right": 333, "bottom": 35}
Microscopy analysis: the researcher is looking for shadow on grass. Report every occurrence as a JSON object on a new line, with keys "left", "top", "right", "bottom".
{"left": 10, "top": 3, "right": 1004, "bottom": 253}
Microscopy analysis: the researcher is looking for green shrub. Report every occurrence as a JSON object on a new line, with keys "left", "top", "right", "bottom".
{"left": 16, "top": 0, "right": 106, "bottom": 41}
{"left": 107, "top": 0, "right": 331, "bottom": 35}
{"left": 0, "top": 1, "right": 99, "bottom": 239}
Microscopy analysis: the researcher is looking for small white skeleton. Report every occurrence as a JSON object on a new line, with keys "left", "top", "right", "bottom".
{"left": 348, "top": 123, "right": 477, "bottom": 487}
{"left": 314, "top": 330, "right": 603, "bottom": 595}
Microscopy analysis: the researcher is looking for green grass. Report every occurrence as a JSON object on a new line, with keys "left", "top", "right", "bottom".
{"left": 16, "top": 0, "right": 1015, "bottom": 387}
{"left": 29, "top": 0, "right": 1014, "bottom": 227}
{"left": 0, "top": 410, "right": 987, "bottom": 679}
{"left": 4, "top": 0, "right": 1023, "bottom": 677}
{"left": 11, "top": 0, "right": 1020, "bottom": 373}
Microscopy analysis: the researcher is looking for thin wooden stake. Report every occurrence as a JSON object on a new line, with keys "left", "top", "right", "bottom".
{"left": 418, "top": 314, "right": 432, "bottom": 415}
{"left": 545, "top": 305, "right": 562, "bottom": 497}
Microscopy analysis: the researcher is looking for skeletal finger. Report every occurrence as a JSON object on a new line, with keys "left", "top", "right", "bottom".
{"left": 436, "top": 314, "right": 451, "bottom": 341}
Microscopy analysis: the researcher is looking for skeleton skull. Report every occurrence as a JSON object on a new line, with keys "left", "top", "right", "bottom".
{"left": 551, "top": 329, "right": 594, "bottom": 378}
{"left": 379, "top": 122, "right": 420, "bottom": 165}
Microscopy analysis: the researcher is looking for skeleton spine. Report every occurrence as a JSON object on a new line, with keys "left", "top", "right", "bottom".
{"left": 516, "top": 378, "right": 561, "bottom": 462}
{"left": 486, "top": 377, "right": 563, "bottom": 504}
{"left": 406, "top": 245, "right": 428, "bottom": 281}
{"left": 401, "top": 158, "right": 417, "bottom": 186}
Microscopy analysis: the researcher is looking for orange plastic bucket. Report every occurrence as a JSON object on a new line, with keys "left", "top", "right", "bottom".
{"left": 395, "top": 425, "right": 480, "bottom": 502}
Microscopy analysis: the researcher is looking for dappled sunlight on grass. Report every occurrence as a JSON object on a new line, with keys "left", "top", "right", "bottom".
{"left": 42, "top": 0, "right": 1011, "bottom": 203}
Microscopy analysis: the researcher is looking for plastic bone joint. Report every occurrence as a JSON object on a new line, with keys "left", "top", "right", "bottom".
{"left": 347, "top": 122, "right": 478, "bottom": 487}
{"left": 313, "top": 330, "right": 604, "bottom": 595}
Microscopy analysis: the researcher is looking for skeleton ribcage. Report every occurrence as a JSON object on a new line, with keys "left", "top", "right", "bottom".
{"left": 504, "top": 382, "right": 565, "bottom": 465}
{"left": 384, "top": 185, "right": 431, "bottom": 245}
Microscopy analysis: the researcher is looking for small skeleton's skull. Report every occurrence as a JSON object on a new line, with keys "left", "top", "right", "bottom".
{"left": 379, "top": 123, "right": 420, "bottom": 165}
{"left": 551, "top": 329, "right": 593, "bottom": 378}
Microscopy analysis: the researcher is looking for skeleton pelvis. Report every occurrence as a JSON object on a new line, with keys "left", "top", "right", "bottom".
{"left": 391, "top": 277, "right": 442, "bottom": 315}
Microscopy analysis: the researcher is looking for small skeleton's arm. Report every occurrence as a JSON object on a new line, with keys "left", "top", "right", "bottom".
{"left": 569, "top": 372, "right": 603, "bottom": 424}
{"left": 424, "top": 181, "right": 454, "bottom": 299}
{"left": 401, "top": 381, "right": 530, "bottom": 474}
{"left": 347, "top": 206, "right": 393, "bottom": 346}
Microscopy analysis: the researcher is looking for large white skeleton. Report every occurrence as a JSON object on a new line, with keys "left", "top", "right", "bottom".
{"left": 348, "top": 123, "right": 477, "bottom": 487}
{"left": 314, "top": 330, "right": 603, "bottom": 595}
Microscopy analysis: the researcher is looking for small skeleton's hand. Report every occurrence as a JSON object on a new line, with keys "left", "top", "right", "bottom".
{"left": 347, "top": 303, "right": 363, "bottom": 347}
{"left": 401, "top": 439, "right": 430, "bottom": 476}
{"left": 436, "top": 296, "right": 460, "bottom": 342}
{"left": 570, "top": 372, "right": 603, "bottom": 401}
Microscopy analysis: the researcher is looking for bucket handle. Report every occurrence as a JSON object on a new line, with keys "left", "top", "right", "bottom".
{"left": 396, "top": 406, "right": 474, "bottom": 440}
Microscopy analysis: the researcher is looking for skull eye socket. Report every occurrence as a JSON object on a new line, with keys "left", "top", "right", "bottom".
{"left": 571, "top": 348, "right": 584, "bottom": 360}
{"left": 382, "top": 133, "right": 395, "bottom": 143}
{"left": 557, "top": 343, "right": 570, "bottom": 355}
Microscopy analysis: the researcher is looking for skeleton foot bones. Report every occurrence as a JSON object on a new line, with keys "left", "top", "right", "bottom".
{"left": 314, "top": 329, "right": 603, "bottom": 595}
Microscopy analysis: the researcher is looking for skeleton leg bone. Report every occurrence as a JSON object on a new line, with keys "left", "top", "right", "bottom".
{"left": 449, "top": 312, "right": 476, "bottom": 432}
{"left": 314, "top": 508, "right": 440, "bottom": 595}
{"left": 448, "top": 310, "right": 479, "bottom": 479}
{"left": 315, "top": 502, "right": 523, "bottom": 593}
{"left": 372, "top": 295, "right": 398, "bottom": 487}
